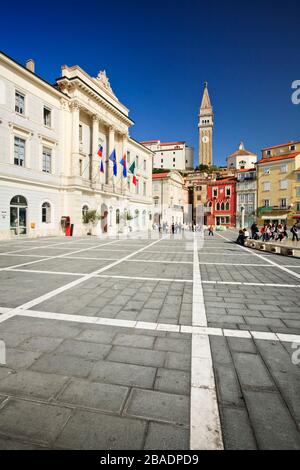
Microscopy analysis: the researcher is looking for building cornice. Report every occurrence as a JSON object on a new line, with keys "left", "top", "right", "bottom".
{"left": 0, "top": 51, "right": 68, "bottom": 99}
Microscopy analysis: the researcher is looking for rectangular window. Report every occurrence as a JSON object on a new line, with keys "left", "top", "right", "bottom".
{"left": 136, "top": 156, "right": 139, "bottom": 168}
{"left": 290, "top": 145, "right": 296, "bottom": 151}
{"left": 266, "top": 151, "right": 271, "bottom": 157}
{"left": 143, "top": 182, "right": 146, "bottom": 196}
{"left": 296, "top": 202, "right": 300, "bottom": 211}
{"left": 264, "top": 167, "right": 270, "bottom": 174}
{"left": 127, "top": 151, "right": 130, "bottom": 166}
{"left": 173, "top": 158, "right": 176, "bottom": 162}
{"left": 43, "top": 107, "right": 51, "bottom": 127}
{"left": 296, "top": 173, "right": 300, "bottom": 182}
{"left": 280, "top": 198, "right": 287, "bottom": 209}
{"left": 263, "top": 181, "right": 270, "bottom": 191}
{"left": 161, "top": 159, "right": 163, "bottom": 163}
{"left": 280, "top": 164, "right": 288, "bottom": 173}
{"left": 279, "top": 180, "right": 288, "bottom": 190}
{"left": 213, "top": 188, "right": 218, "bottom": 197}
{"left": 143, "top": 159, "right": 146, "bottom": 171}
{"left": 14, "top": 137, "right": 25, "bottom": 166}
{"left": 79, "top": 124, "right": 83, "bottom": 143}
{"left": 42, "top": 147, "right": 52, "bottom": 173}
{"left": 296, "top": 187, "right": 300, "bottom": 197}
{"left": 15, "top": 91, "right": 25, "bottom": 114}
{"left": 136, "top": 179, "right": 139, "bottom": 194}
{"left": 264, "top": 199, "right": 270, "bottom": 207}
{"left": 226, "top": 187, "right": 231, "bottom": 197}
{"left": 79, "top": 159, "right": 83, "bottom": 176}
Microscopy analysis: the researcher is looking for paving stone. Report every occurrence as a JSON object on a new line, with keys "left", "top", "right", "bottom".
{"left": 113, "top": 333, "right": 155, "bottom": 349}
{"left": 245, "top": 317, "right": 285, "bottom": 328}
{"left": 56, "top": 378, "right": 128, "bottom": 413}
{"left": 207, "top": 314, "right": 245, "bottom": 324}
{"left": 31, "top": 353, "right": 95, "bottom": 378}
{"left": 0, "top": 368, "right": 14, "bottom": 380}
{"left": 227, "top": 337, "right": 257, "bottom": 354}
{"left": 214, "top": 363, "right": 244, "bottom": 407}
{"left": 90, "top": 360, "right": 156, "bottom": 388}
{"left": 18, "top": 336, "right": 64, "bottom": 353}
{"left": 144, "top": 422, "right": 189, "bottom": 450}
{"left": 209, "top": 336, "right": 232, "bottom": 365}
{"left": 0, "top": 436, "right": 47, "bottom": 450}
{"left": 154, "top": 337, "right": 191, "bottom": 355}
{"left": 233, "top": 353, "right": 276, "bottom": 390}
{"left": 53, "top": 339, "right": 111, "bottom": 360}
{"left": 76, "top": 328, "right": 116, "bottom": 344}
{"left": 55, "top": 409, "right": 146, "bottom": 449}
{"left": 164, "top": 352, "right": 191, "bottom": 372}
{"left": 136, "top": 309, "right": 160, "bottom": 322}
{"left": 0, "top": 399, "right": 72, "bottom": 446}
{"left": 244, "top": 390, "right": 300, "bottom": 449}
{"left": 107, "top": 346, "right": 165, "bottom": 368}
{"left": 154, "top": 368, "right": 190, "bottom": 396}
{"left": 125, "top": 388, "right": 189, "bottom": 425}
{"left": 220, "top": 406, "right": 257, "bottom": 450}
{"left": 0, "top": 370, "right": 68, "bottom": 400}
{"left": 0, "top": 333, "right": 30, "bottom": 348}
{"left": 254, "top": 339, "right": 300, "bottom": 425}
{"left": 5, "top": 349, "right": 41, "bottom": 370}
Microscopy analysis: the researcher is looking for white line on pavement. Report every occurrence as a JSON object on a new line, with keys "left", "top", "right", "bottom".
{"left": 216, "top": 232, "right": 300, "bottom": 281}
{"left": 0, "top": 239, "right": 120, "bottom": 273}
{"left": 10, "top": 237, "right": 167, "bottom": 313}
{"left": 3, "top": 307, "right": 299, "bottom": 343}
{"left": 190, "top": 232, "right": 223, "bottom": 450}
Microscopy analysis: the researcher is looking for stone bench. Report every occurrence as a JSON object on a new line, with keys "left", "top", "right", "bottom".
{"left": 244, "top": 238, "right": 296, "bottom": 257}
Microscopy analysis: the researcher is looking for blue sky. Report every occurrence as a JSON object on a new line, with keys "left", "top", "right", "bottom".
{"left": 1, "top": 0, "right": 299, "bottom": 167}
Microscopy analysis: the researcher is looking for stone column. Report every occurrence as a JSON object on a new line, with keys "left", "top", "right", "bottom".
{"left": 91, "top": 115, "right": 99, "bottom": 183}
{"left": 71, "top": 101, "right": 80, "bottom": 177}
{"left": 121, "top": 133, "right": 128, "bottom": 195}
{"left": 106, "top": 126, "right": 115, "bottom": 186}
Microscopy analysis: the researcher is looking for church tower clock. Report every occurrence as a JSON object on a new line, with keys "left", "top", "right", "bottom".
{"left": 198, "top": 82, "right": 214, "bottom": 166}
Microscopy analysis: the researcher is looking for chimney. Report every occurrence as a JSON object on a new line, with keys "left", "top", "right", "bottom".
{"left": 26, "top": 59, "right": 35, "bottom": 73}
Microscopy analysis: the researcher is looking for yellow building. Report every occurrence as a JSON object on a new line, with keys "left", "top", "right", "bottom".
{"left": 257, "top": 140, "right": 300, "bottom": 226}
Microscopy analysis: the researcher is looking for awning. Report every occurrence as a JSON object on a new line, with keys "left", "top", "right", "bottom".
{"left": 262, "top": 214, "right": 288, "bottom": 220}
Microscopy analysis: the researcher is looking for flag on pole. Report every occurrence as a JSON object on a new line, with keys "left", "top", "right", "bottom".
{"left": 97, "top": 145, "right": 103, "bottom": 157}
{"left": 120, "top": 154, "right": 127, "bottom": 178}
{"left": 129, "top": 161, "right": 137, "bottom": 185}
{"left": 100, "top": 159, "right": 104, "bottom": 173}
{"left": 109, "top": 149, "right": 117, "bottom": 177}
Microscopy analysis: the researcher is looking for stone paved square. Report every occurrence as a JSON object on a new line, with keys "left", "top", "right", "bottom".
{"left": 0, "top": 233, "right": 299, "bottom": 450}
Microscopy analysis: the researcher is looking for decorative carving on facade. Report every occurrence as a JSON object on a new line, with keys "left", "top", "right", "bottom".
{"left": 96, "top": 70, "right": 115, "bottom": 96}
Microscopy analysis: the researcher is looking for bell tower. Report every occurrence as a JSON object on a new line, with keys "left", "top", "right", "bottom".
{"left": 198, "top": 82, "right": 214, "bottom": 166}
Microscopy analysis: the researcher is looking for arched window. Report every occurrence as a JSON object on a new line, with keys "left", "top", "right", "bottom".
{"left": 10, "top": 195, "right": 27, "bottom": 206}
{"left": 216, "top": 203, "right": 220, "bottom": 211}
{"left": 42, "top": 202, "right": 51, "bottom": 223}
{"left": 226, "top": 202, "right": 230, "bottom": 211}
{"left": 116, "top": 209, "right": 120, "bottom": 225}
{"left": 221, "top": 202, "right": 225, "bottom": 211}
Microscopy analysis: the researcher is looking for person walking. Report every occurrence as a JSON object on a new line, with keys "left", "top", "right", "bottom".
{"left": 291, "top": 223, "right": 299, "bottom": 242}
{"left": 208, "top": 225, "right": 214, "bottom": 236}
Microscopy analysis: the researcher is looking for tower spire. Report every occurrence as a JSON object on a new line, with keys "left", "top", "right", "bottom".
{"left": 198, "top": 83, "right": 214, "bottom": 166}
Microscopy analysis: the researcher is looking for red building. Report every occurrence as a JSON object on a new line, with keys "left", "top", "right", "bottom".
{"left": 206, "top": 178, "right": 236, "bottom": 228}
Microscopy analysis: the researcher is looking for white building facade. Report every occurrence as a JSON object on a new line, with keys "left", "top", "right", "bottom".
{"left": 141, "top": 140, "right": 194, "bottom": 171}
{"left": 152, "top": 171, "right": 188, "bottom": 226}
{"left": 0, "top": 52, "right": 153, "bottom": 239}
{"left": 227, "top": 142, "right": 257, "bottom": 170}
{"left": 236, "top": 168, "right": 257, "bottom": 228}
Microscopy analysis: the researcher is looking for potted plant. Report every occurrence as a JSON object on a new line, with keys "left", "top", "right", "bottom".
{"left": 82, "top": 209, "right": 102, "bottom": 235}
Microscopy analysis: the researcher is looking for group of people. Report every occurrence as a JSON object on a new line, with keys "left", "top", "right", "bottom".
{"left": 236, "top": 222, "right": 299, "bottom": 245}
